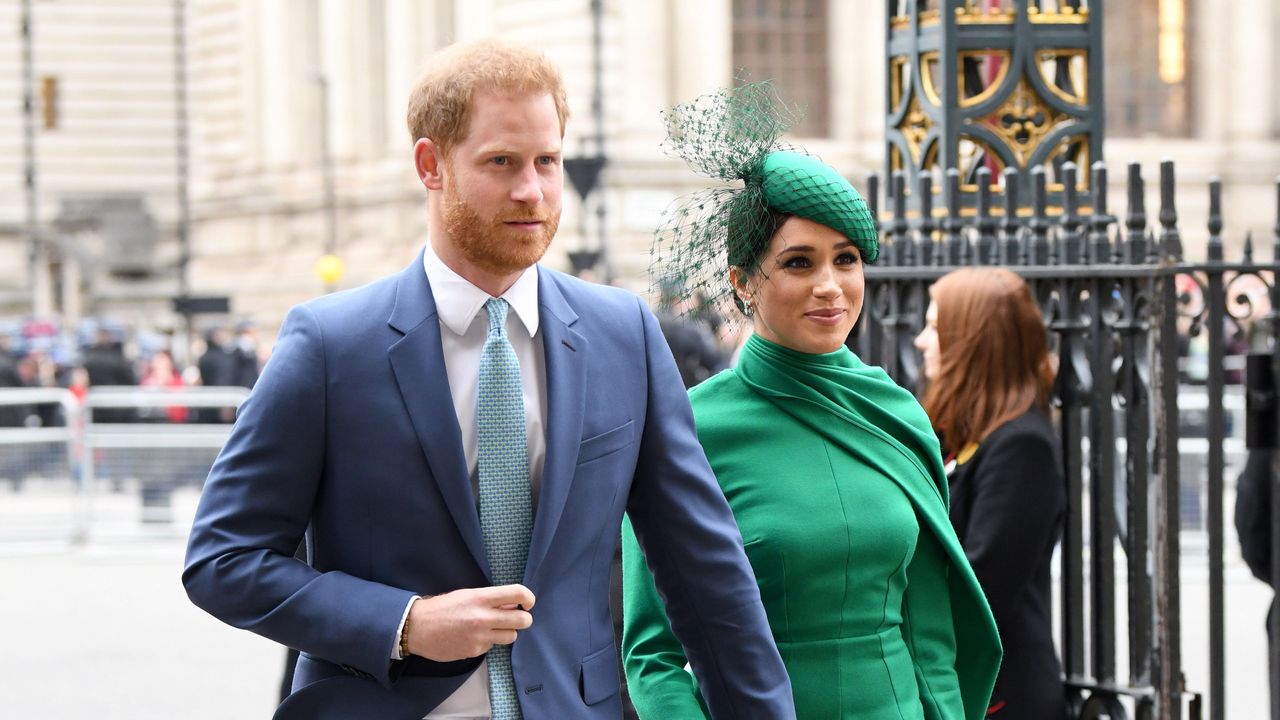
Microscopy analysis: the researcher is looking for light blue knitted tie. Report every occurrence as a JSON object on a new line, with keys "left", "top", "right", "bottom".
{"left": 477, "top": 298, "right": 531, "bottom": 720}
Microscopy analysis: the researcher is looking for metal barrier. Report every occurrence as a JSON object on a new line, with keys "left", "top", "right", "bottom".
{"left": 0, "top": 385, "right": 249, "bottom": 546}
{"left": 0, "top": 387, "right": 81, "bottom": 543}
{"left": 82, "top": 386, "right": 249, "bottom": 528}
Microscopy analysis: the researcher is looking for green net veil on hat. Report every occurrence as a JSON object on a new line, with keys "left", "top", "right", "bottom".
{"left": 650, "top": 78, "right": 879, "bottom": 316}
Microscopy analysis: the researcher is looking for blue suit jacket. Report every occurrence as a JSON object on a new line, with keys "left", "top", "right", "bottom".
{"left": 182, "top": 253, "right": 794, "bottom": 719}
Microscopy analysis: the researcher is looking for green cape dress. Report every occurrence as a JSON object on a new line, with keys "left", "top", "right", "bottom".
{"left": 622, "top": 334, "right": 1001, "bottom": 719}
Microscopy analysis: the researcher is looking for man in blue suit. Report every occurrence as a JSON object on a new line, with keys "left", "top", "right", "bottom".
{"left": 182, "top": 39, "right": 793, "bottom": 720}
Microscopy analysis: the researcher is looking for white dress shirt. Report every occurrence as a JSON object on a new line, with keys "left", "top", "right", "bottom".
{"left": 405, "top": 242, "right": 548, "bottom": 719}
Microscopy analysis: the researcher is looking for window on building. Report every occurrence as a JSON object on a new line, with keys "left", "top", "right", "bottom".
{"left": 1105, "top": 0, "right": 1193, "bottom": 137}
{"left": 731, "top": 0, "right": 831, "bottom": 138}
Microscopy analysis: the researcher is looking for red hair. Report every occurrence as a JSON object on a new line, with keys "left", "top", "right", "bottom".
{"left": 921, "top": 268, "right": 1055, "bottom": 451}
{"left": 406, "top": 39, "right": 569, "bottom": 156}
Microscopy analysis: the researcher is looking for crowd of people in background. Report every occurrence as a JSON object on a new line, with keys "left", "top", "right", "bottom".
{"left": 0, "top": 318, "right": 264, "bottom": 429}
{"left": 0, "top": 270, "right": 1264, "bottom": 435}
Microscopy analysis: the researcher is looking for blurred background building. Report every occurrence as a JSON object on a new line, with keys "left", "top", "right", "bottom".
{"left": 0, "top": 0, "right": 1276, "bottom": 347}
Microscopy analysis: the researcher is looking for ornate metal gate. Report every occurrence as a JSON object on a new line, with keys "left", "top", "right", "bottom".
{"left": 852, "top": 159, "right": 1280, "bottom": 720}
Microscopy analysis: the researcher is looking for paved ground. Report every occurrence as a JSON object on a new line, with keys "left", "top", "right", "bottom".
{"left": 0, "top": 481, "right": 1275, "bottom": 719}
{"left": 1, "top": 485, "right": 281, "bottom": 719}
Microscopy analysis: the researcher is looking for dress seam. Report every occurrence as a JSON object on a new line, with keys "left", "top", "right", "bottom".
{"left": 821, "top": 438, "right": 852, "bottom": 714}
{"left": 883, "top": 535, "right": 914, "bottom": 720}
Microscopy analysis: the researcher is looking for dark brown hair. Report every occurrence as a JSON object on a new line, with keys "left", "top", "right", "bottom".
{"left": 921, "top": 267, "right": 1055, "bottom": 451}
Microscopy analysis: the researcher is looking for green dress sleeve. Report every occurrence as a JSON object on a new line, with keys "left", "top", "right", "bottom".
{"left": 901, "top": 525, "right": 968, "bottom": 720}
{"left": 620, "top": 516, "right": 711, "bottom": 719}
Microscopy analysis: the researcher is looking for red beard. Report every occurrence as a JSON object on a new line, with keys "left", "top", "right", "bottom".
{"left": 442, "top": 187, "right": 559, "bottom": 277}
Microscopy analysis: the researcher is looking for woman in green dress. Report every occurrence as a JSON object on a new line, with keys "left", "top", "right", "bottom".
{"left": 621, "top": 81, "right": 1001, "bottom": 719}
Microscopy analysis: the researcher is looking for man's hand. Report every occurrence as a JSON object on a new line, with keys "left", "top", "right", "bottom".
{"left": 404, "top": 584, "right": 536, "bottom": 661}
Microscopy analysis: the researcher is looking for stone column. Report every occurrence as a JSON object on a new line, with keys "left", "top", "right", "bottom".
{"left": 384, "top": 0, "right": 425, "bottom": 155}
{"left": 830, "top": 1, "right": 885, "bottom": 149}
{"left": 1192, "top": 0, "right": 1230, "bottom": 141}
{"left": 318, "top": 0, "right": 353, "bottom": 159}
{"left": 319, "top": 0, "right": 386, "bottom": 160}
{"left": 672, "top": 0, "right": 730, "bottom": 104}
{"left": 1272, "top": 2, "right": 1280, "bottom": 137}
{"left": 619, "top": 0, "right": 670, "bottom": 149}
{"left": 1223, "top": 0, "right": 1274, "bottom": 142}
{"left": 257, "top": 0, "right": 294, "bottom": 166}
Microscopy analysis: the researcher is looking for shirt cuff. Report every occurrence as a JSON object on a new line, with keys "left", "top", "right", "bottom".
{"left": 391, "top": 595, "right": 421, "bottom": 660}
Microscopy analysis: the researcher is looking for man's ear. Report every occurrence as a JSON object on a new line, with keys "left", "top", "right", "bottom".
{"left": 414, "top": 138, "right": 445, "bottom": 191}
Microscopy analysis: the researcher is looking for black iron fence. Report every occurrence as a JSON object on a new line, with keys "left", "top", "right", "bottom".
{"left": 852, "top": 159, "right": 1280, "bottom": 720}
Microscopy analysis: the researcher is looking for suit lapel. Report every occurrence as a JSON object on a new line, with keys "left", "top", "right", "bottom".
{"left": 386, "top": 253, "right": 489, "bottom": 578}
{"left": 525, "top": 270, "right": 587, "bottom": 584}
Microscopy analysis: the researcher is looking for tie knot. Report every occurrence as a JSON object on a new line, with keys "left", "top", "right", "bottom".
{"left": 484, "top": 298, "right": 510, "bottom": 338}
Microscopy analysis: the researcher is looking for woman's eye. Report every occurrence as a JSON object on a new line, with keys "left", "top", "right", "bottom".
{"left": 835, "top": 252, "right": 860, "bottom": 265}
{"left": 783, "top": 256, "right": 811, "bottom": 268}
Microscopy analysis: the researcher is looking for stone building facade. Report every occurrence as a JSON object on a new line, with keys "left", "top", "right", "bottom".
{"left": 0, "top": 0, "right": 1276, "bottom": 346}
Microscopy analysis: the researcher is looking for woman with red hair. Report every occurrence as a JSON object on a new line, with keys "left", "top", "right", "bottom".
{"left": 914, "top": 268, "right": 1066, "bottom": 720}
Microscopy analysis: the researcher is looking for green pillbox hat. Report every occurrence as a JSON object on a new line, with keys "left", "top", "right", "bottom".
{"left": 760, "top": 151, "right": 880, "bottom": 263}
{"left": 650, "top": 78, "right": 882, "bottom": 318}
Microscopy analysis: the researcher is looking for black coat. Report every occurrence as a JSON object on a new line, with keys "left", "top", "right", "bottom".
{"left": 82, "top": 343, "right": 136, "bottom": 387}
{"left": 0, "top": 354, "right": 28, "bottom": 427}
{"left": 1236, "top": 449, "right": 1273, "bottom": 587}
{"left": 82, "top": 343, "right": 137, "bottom": 423}
{"left": 948, "top": 409, "right": 1067, "bottom": 720}
{"left": 1235, "top": 449, "right": 1280, "bottom": 657}
{"left": 198, "top": 345, "right": 239, "bottom": 387}
{"left": 655, "top": 312, "right": 725, "bottom": 390}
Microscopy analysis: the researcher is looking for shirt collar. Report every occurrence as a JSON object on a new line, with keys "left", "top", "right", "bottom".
{"left": 422, "top": 242, "right": 540, "bottom": 338}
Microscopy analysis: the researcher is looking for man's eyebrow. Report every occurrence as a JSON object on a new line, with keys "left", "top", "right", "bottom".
{"left": 476, "top": 145, "right": 563, "bottom": 155}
